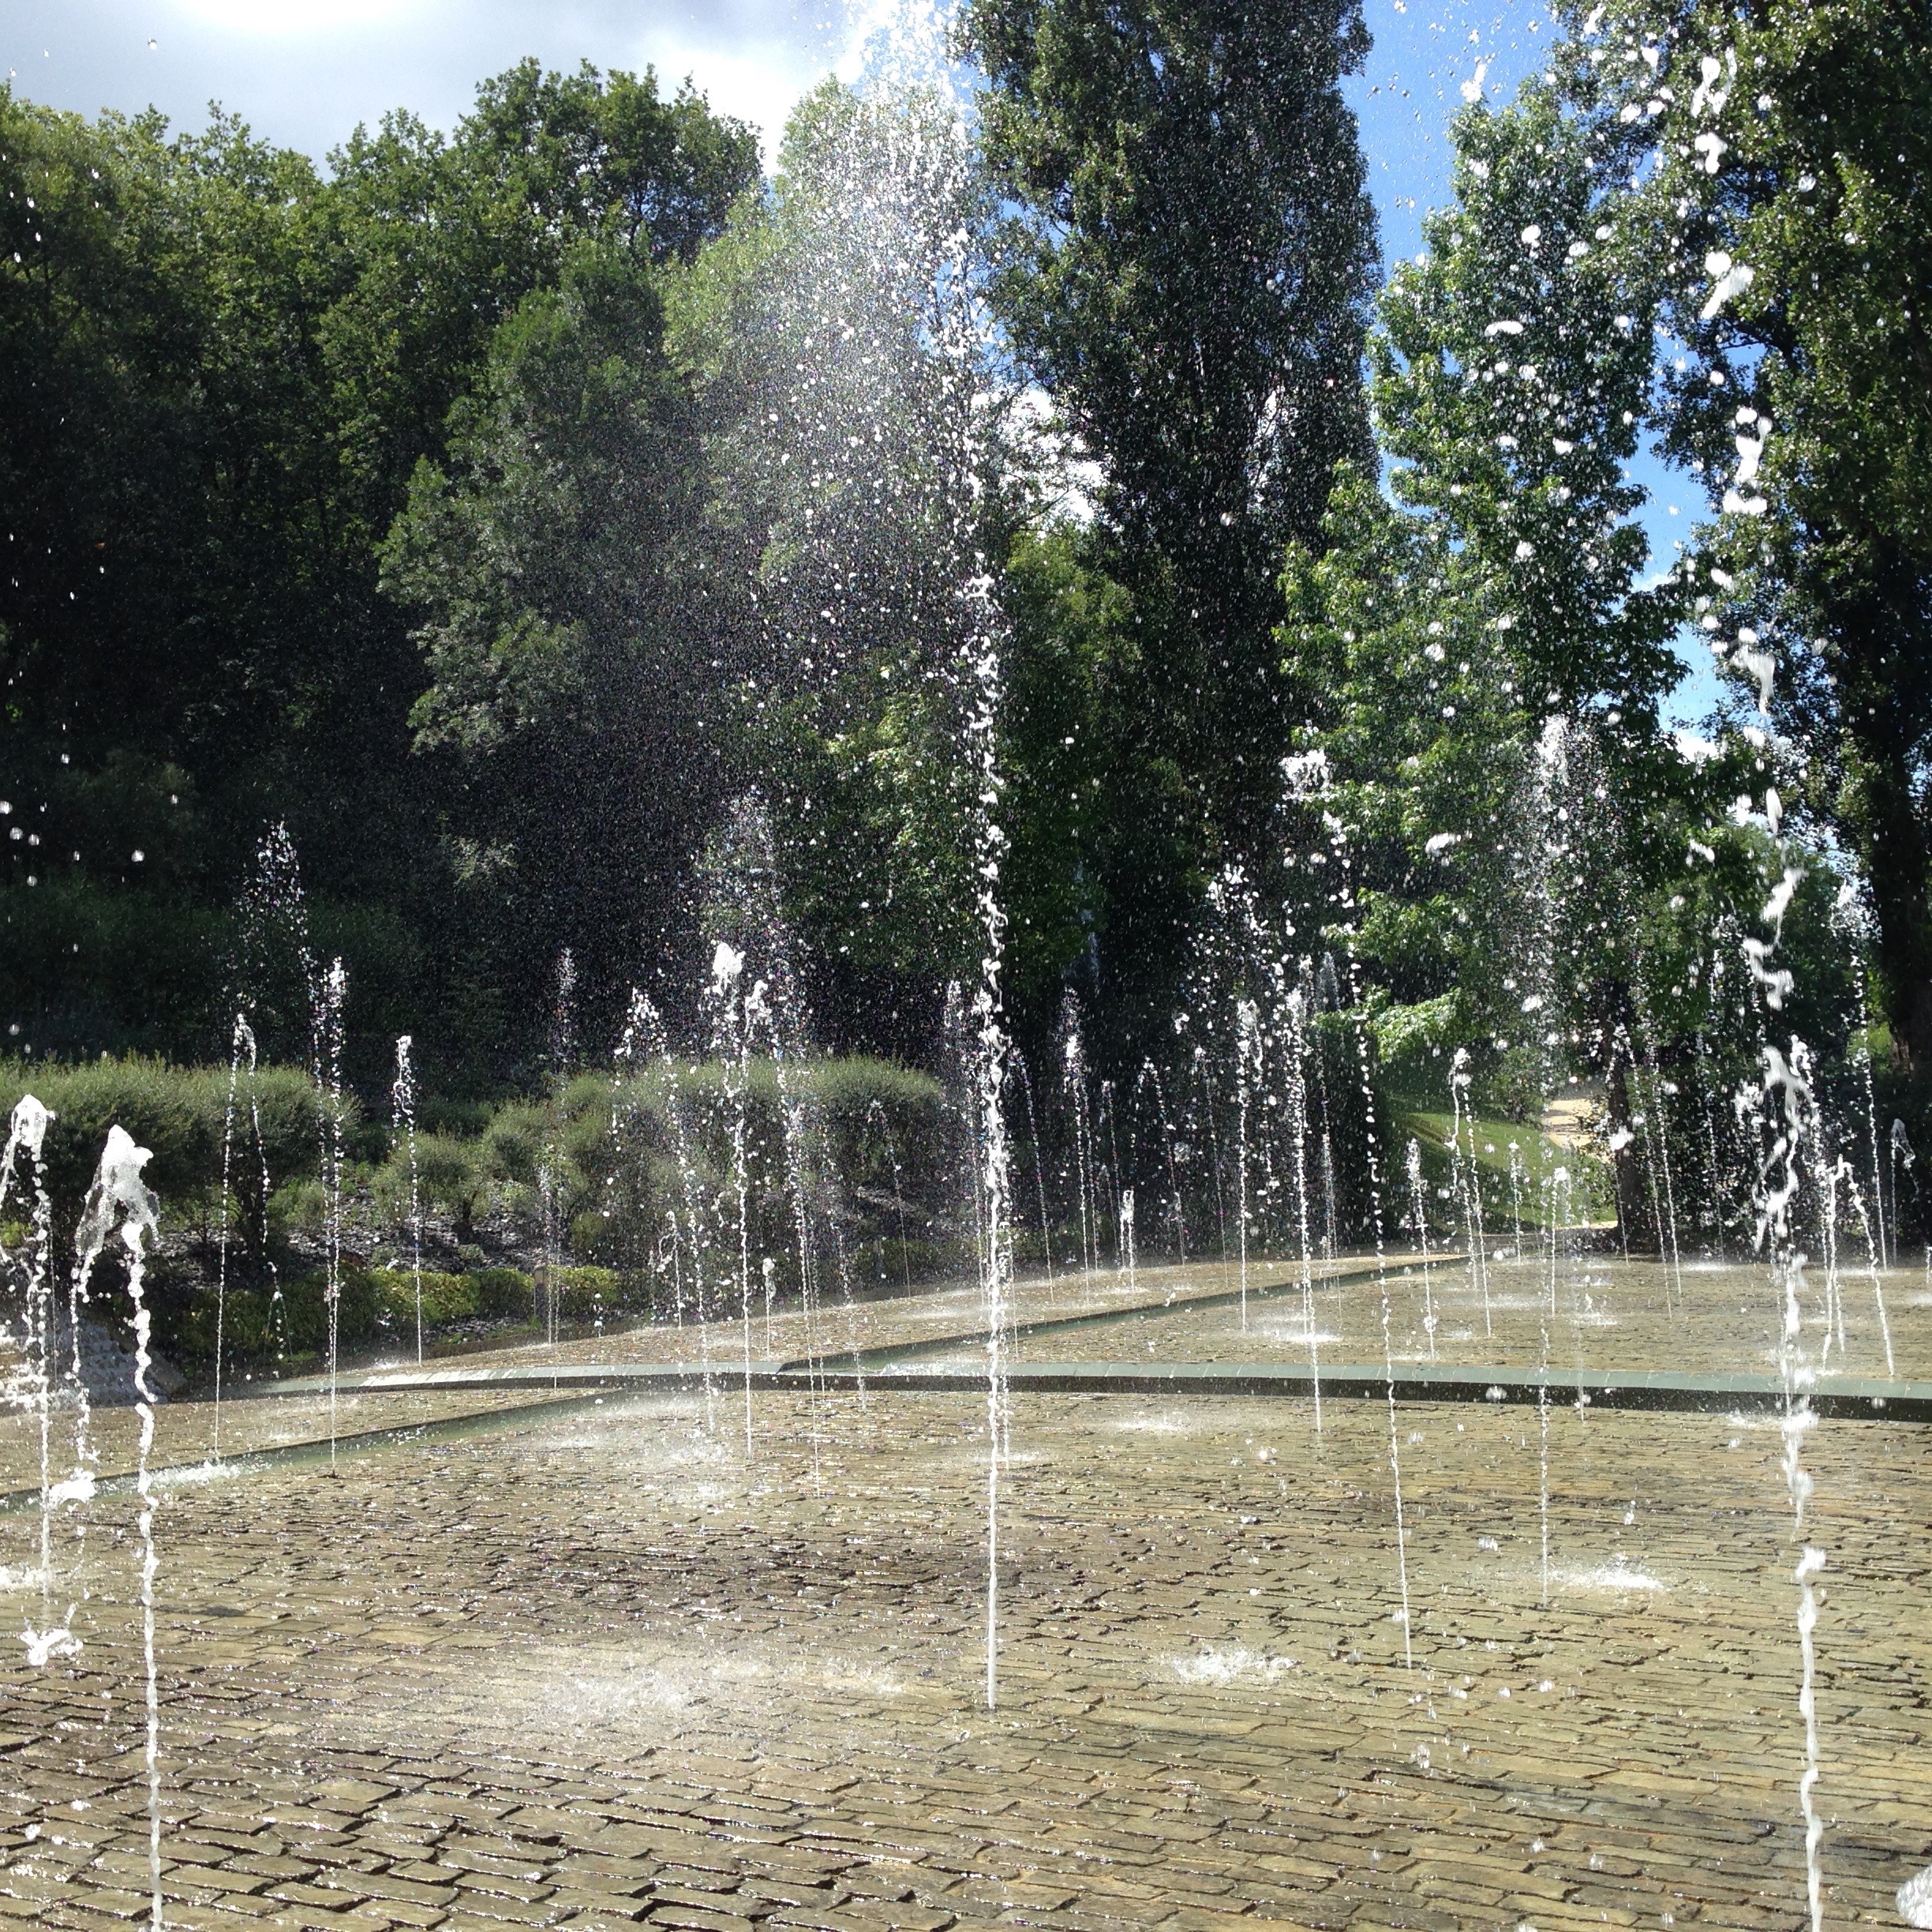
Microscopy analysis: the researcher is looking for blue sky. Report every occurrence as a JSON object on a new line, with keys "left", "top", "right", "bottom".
{"left": 6, "top": 0, "right": 1716, "bottom": 721}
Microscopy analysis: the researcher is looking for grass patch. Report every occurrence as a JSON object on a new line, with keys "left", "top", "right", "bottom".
{"left": 1394, "top": 1106, "right": 1616, "bottom": 1226}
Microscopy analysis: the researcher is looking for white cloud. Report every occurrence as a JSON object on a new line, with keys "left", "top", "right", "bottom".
{"left": 170, "top": 0, "right": 431, "bottom": 37}
{"left": 624, "top": 28, "right": 834, "bottom": 163}
{"left": 5, "top": 0, "right": 848, "bottom": 163}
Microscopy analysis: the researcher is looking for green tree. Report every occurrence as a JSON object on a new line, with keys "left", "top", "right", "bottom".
{"left": 0, "top": 64, "right": 755, "bottom": 1074}
{"left": 963, "top": 0, "right": 1379, "bottom": 856}
{"left": 1000, "top": 524, "right": 1206, "bottom": 1054}
{"left": 381, "top": 242, "right": 720, "bottom": 1061}
{"left": 0, "top": 95, "right": 406, "bottom": 1057}
{"left": 1557, "top": 0, "right": 1932, "bottom": 1069}
{"left": 1279, "top": 78, "right": 1694, "bottom": 1139}
{"left": 665, "top": 80, "right": 1013, "bottom": 1053}
{"left": 322, "top": 61, "right": 757, "bottom": 534}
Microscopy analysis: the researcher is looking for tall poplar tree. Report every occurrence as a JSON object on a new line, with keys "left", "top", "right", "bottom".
{"left": 962, "top": 0, "right": 1379, "bottom": 856}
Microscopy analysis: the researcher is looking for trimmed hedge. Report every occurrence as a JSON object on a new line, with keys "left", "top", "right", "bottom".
{"left": 474, "top": 1265, "right": 534, "bottom": 1319}
{"left": 4, "top": 1052, "right": 947, "bottom": 1256}
{"left": 6, "top": 1050, "right": 960, "bottom": 1375}
{"left": 168, "top": 1263, "right": 540, "bottom": 1368}
{"left": 1, "top": 1054, "right": 335, "bottom": 1223}
{"left": 360, "top": 1053, "right": 953, "bottom": 1280}
{"left": 546, "top": 1265, "right": 622, "bottom": 1319}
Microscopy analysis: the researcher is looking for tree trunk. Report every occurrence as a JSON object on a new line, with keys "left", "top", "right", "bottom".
{"left": 1851, "top": 715, "right": 1932, "bottom": 1073}
{"left": 1604, "top": 1054, "right": 1657, "bottom": 1255}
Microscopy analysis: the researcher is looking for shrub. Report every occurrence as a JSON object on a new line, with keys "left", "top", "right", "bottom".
{"left": 268, "top": 1270, "right": 344, "bottom": 1357}
{"left": 208, "top": 1282, "right": 277, "bottom": 1368}
{"left": 479, "top": 1102, "right": 548, "bottom": 1188}
{"left": 373, "top": 1132, "right": 491, "bottom": 1236}
{"left": 0, "top": 1054, "right": 333, "bottom": 1227}
{"left": 473, "top": 1265, "right": 534, "bottom": 1319}
{"left": 372, "top": 1267, "right": 478, "bottom": 1330}
{"left": 267, "top": 1177, "right": 328, "bottom": 1237}
{"left": 536, "top": 1054, "right": 951, "bottom": 1279}
{"left": 172, "top": 1263, "right": 511, "bottom": 1371}
{"left": 3, "top": 1050, "right": 961, "bottom": 1305}
{"left": 811, "top": 1054, "right": 949, "bottom": 1209}
{"left": 543, "top": 1264, "right": 622, "bottom": 1320}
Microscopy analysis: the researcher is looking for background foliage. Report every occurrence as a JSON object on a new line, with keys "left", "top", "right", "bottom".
{"left": 2, "top": 1, "right": 1926, "bottom": 1255}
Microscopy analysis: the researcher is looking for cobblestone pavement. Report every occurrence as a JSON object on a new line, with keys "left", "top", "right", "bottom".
{"left": 2, "top": 1371, "right": 1928, "bottom": 1931}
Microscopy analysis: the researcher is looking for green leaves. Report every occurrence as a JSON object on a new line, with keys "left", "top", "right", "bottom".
{"left": 380, "top": 236, "right": 722, "bottom": 1053}
{"left": 320, "top": 62, "right": 755, "bottom": 536}
{"left": 1278, "top": 69, "right": 1698, "bottom": 1105}
{"left": 1560, "top": 0, "right": 1932, "bottom": 1069}
{"left": 1372, "top": 83, "right": 1682, "bottom": 722}
{"left": 964, "top": 0, "right": 1378, "bottom": 856}
{"left": 968, "top": 0, "right": 1376, "bottom": 549}
{"left": 1, "top": 62, "right": 755, "bottom": 1073}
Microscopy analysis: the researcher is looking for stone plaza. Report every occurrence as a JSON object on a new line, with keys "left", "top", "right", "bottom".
{"left": 2, "top": 1254, "right": 1930, "bottom": 1932}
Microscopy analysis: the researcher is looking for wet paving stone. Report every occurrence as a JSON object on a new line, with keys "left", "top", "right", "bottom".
{"left": 2, "top": 1260, "right": 1929, "bottom": 1930}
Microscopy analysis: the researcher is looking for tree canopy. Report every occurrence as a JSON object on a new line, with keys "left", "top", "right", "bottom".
{"left": 1554, "top": 0, "right": 1932, "bottom": 1072}
{"left": 0, "top": 63, "right": 756, "bottom": 1079}
{"left": 1, "top": 0, "right": 1924, "bottom": 1160}
{"left": 964, "top": 0, "right": 1380, "bottom": 856}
